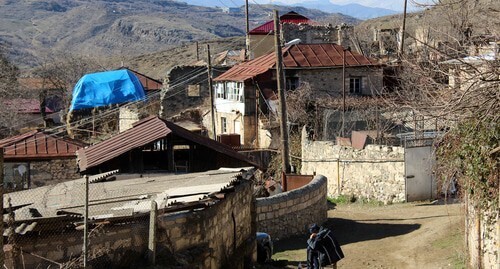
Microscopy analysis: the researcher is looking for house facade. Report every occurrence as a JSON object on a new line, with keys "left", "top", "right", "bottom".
{"left": 213, "top": 43, "right": 383, "bottom": 148}
{"left": 0, "top": 130, "right": 86, "bottom": 189}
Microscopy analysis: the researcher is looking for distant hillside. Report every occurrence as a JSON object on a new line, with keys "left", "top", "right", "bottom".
{"left": 178, "top": 0, "right": 398, "bottom": 19}
{"left": 0, "top": 0, "right": 358, "bottom": 71}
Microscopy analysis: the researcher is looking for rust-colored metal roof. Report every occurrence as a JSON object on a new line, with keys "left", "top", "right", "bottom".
{"left": 18, "top": 77, "right": 64, "bottom": 90}
{"left": 77, "top": 116, "right": 258, "bottom": 171}
{"left": 123, "top": 68, "right": 163, "bottom": 91}
{"left": 249, "top": 11, "right": 315, "bottom": 35}
{"left": 0, "top": 131, "right": 87, "bottom": 160}
{"left": 4, "top": 99, "right": 54, "bottom": 114}
{"left": 215, "top": 44, "right": 379, "bottom": 82}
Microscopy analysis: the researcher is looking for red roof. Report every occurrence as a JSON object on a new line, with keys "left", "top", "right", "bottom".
{"left": 215, "top": 43, "right": 379, "bottom": 82}
{"left": 0, "top": 131, "right": 87, "bottom": 160}
{"left": 123, "top": 68, "right": 163, "bottom": 91}
{"left": 77, "top": 116, "right": 259, "bottom": 171}
{"left": 18, "top": 77, "right": 64, "bottom": 90}
{"left": 249, "top": 11, "right": 315, "bottom": 35}
{"left": 4, "top": 99, "right": 54, "bottom": 114}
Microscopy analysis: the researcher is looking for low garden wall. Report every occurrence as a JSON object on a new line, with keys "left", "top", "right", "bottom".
{"left": 255, "top": 175, "right": 328, "bottom": 240}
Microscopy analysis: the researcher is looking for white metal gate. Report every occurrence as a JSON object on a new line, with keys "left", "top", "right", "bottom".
{"left": 404, "top": 146, "right": 437, "bottom": 202}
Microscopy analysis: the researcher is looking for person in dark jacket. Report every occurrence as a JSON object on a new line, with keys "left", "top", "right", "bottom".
{"left": 306, "top": 223, "right": 344, "bottom": 269}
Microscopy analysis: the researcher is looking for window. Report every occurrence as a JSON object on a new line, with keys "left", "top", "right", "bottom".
{"left": 286, "top": 77, "right": 300, "bottom": 90}
{"left": 217, "top": 82, "right": 243, "bottom": 101}
{"left": 216, "top": 83, "right": 226, "bottom": 99}
{"left": 221, "top": 117, "right": 227, "bottom": 133}
{"left": 349, "top": 77, "right": 362, "bottom": 94}
{"left": 187, "top": 84, "right": 201, "bottom": 97}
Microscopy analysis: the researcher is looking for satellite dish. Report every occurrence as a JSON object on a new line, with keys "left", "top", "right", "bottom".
{"left": 285, "top": 39, "right": 301, "bottom": 47}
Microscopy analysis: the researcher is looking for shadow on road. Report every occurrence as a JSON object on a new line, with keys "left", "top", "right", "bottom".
{"left": 274, "top": 217, "right": 421, "bottom": 254}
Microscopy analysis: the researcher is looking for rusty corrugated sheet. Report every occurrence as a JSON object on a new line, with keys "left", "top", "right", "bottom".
{"left": 0, "top": 131, "right": 86, "bottom": 160}
{"left": 123, "top": 68, "right": 163, "bottom": 91}
{"left": 78, "top": 116, "right": 171, "bottom": 171}
{"left": 215, "top": 44, "right": 378, "bottom": 82}
{"left": 249, "top": 11, "right": 314, "bottom": 35}
{"left": 78, "top": 116, "right": 260, "bottom": 171}
{"left": 17, "top": 77, "right": 63, "bottom": 90}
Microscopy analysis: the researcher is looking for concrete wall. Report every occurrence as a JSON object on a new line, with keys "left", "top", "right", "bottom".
{"left": 256, "top": 175, "right": 328, "bottom": 240}
{"left": 465, "top": 202, "right": 498, "bottom": 269}
{"left": 6, "top": 179, "right": 255, "bottom": 268}
{"left": 301, "top": 128, "right": 405, "bottom": 203}
{"left": 30, "top": 158, "right": 80, "bottom": 187}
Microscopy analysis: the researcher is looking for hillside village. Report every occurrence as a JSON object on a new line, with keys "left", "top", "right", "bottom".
{"left": 0, "top": 0, "right": 498, "bottom": 268}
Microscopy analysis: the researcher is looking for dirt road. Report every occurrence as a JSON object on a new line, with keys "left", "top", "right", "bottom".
{"left": 270, "top": 200, "right": 465, "bottom": 269}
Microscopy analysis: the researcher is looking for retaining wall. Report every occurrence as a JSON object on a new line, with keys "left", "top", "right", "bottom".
{"left": 256, "top": 175, "right": 328, "bottom": 240}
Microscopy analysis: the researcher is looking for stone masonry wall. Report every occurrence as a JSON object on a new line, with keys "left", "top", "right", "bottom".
{"left": 30, "top": 158, "right": 80, "bottom": 187}
{"left": 6, "top": 180, "right": 255, "bottom": 269}
{"left": 301, "top": 128, "right": 405, "bottom": 203}
{"left": 157, "top": 179, "right": 255, "bottom": 268}
{"left": 298, "top": 67, "right": 384, "bottom": 97}
{"left": 256, "top": 175, "right": 328, "bottom": 240}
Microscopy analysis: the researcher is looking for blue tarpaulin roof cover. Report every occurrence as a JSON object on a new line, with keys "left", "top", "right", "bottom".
{"left": 70, "top": 69, "right": 146, "bottom": 111}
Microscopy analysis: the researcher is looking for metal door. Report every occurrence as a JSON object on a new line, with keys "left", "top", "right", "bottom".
{"left": 405, "top": 146, "right": 437, "bottom": 202}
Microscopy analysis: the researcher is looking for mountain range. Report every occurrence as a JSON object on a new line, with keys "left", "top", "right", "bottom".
{"left": 175, "top": 0, "right": 399, "bottom": 19}
{"left": 0, "top": 0, "right": 358, "bottom": 71}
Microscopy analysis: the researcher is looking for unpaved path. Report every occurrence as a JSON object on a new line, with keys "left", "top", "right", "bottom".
{"left": 270, "top": 200, "right": 465, "bottom": 269}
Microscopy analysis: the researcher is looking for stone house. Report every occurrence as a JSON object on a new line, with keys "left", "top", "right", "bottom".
{"left": 213, "top": 43, "right": 383, "bottom": 148}
{"left": 0, "top": 130, "right": 86, "bottom": 189}
{"left": 160, "top": 50, "right": 245, "bottom": 120}
{"left": 249, "top": 11, "right": 356, "bottom": 59}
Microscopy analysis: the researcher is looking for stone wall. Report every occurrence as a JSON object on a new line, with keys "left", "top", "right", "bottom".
{"left": 6, "top": 179, "right": 255, "bottom": 268}
{"left": 301, "top": 128, "right": 405, "bottom": 203}
{"left": 297, "top": 67, "right": 384, "bottom": 97}
{"left": 256, "top": 175, "right": 327, "bottom": 240}
{"left": 465, "top": 202, "right": 498, "bottom": 269}
{"left": 160, "top": 66, "right": 227, "bottom": 119}
{"left": 157, "top": 179, "right": 255, "bottom": 268}
{"left": 29, "top": 158, "right": 80, "bottom": 187}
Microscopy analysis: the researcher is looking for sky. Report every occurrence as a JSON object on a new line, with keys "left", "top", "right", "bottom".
{"left": 255, "top": 0, "right": 435, "bottom": 11}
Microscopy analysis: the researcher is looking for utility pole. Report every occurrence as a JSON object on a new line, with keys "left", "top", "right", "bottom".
{"left": 245, "top": 0, "right": 250, "bottom": 60}
{"left": 195, "top": 41, "right": 199, "bottom": 61}
{"left": 274, "top": 10, "right": 291, "bottom": 174}
{"left": 342, "top": 47, "right": 350, "bottom": 138}
{"left": 400, "top": 0, "right": 408, "bottom": 57}
{"left": 207, "top": 44, "right": 217, "bottom": 140}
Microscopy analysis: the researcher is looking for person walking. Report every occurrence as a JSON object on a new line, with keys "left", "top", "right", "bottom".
{"left": 306, "top": 223, "right": 344, "bottom": 269}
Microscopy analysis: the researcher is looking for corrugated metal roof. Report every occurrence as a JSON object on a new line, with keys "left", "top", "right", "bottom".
{"left": 18, "top": 77, "right": 64, "bottom": 90}
{"left": 215, "top": 44, "right": 379, "bottom": 82}
{"left": 249, "top": 11, "right": 314, "bottom": 35}
{"left": 3, "top": 99, "right": 54, "bottom": 114}
{"left": 77, "top": 116, "right": 258, "bottom": 171}
{"left": 123, "top": 67, "right": 163, "bottom": 91}
{"left": 0, "top": 131, "right": 87, "bottom": 159}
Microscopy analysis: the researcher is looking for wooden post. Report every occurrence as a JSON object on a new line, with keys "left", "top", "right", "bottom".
{"left": 195, "top": 41, "right": 199, "bottom": 61}
{"left": 148, "top": 200, "right": 158, "bottom": 265}
{"left": 245, "top": 0, "right": 250, "bottom": 60}
{"left": 207, "top": 44, "right": 217, "bottom": 140}
{"left": 274, "top": 10, "right": 291, "bottom": 175}
{"left": 0, "top": 149, "right": 4, "bottom": 267}
{"left": 83, "top": 175, "right": 89, "bottom": 268}
{"left": 399, "top": 0, "right": 408, "bottom": 57}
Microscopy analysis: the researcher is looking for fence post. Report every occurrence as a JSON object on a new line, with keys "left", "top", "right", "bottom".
{"left": 0, "top": 149, "right": 4, "bottom": 267}
{"left": 83, "top": 175, "right": 89, "bottom": 268}
{"left": 148, "top": 200, "right": 158, "bottom": 265}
